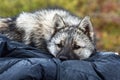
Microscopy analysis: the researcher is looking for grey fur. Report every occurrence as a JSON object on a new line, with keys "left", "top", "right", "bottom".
{"left": 0, "top": 8, "right": 96, "bottom": 60}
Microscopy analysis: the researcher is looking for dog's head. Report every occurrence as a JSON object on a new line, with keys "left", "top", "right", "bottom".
{"left": 47, "top": 14, "right": 96, "bottom": 60}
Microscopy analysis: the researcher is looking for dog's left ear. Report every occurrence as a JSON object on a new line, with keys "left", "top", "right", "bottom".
{"left": 78, "top": 16, "right": 94, "bottom": 41}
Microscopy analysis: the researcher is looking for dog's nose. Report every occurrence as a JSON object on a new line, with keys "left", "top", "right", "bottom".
{"left": 59, "top": 56, "right": 68, "bottom": 61}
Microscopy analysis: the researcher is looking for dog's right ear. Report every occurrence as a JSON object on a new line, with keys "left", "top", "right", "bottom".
{"left": 53, "top": 14, "right": 65, "bottom": 30}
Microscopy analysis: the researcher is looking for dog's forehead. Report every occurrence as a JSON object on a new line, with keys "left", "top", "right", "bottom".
{"left": 52, "top": 25, "right": 84, "bottom": 41}
{"left": 68, "top": 27, "right": 83, "bottom": 36}
{"left": 60, "top": 25, "right": 78, "bottom": 33}
{"left": 55, "top": 27, "right": 83, "bottom": 39}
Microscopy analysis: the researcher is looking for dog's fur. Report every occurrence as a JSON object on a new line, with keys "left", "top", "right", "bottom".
{"left": 0, "top": 8, "right": 96, "bottom": 60}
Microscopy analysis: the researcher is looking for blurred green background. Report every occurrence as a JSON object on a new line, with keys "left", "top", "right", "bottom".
{"left": 0, "top": 0, "right": 120, "bottom": 53}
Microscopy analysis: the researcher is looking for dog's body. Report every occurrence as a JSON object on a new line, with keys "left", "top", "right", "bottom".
{"left": 0, "top": 8, "right": 96, "bottom": 60}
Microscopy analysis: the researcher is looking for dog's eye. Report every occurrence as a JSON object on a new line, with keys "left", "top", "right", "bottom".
{"left": 73, "top": 44, "right": 81, "bottom": 50}
{"left": 57, "top": 43, "right": 63, "bottom": 48}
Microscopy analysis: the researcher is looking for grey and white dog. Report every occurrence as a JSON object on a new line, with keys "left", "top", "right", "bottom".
{"left": 0, "top": 8, "right": 96, "bottom": 60}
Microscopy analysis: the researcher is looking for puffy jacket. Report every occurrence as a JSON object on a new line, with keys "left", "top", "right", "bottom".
{"left": 0, "top": 35, "right": 120, "bottom": 80}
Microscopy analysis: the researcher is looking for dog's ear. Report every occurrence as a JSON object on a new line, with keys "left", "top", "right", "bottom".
{"left": 78, "top": 16, "right": 94, "bottom": 41}
{"left": 53, "top": 14, "right": 65, "bottom": 30}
